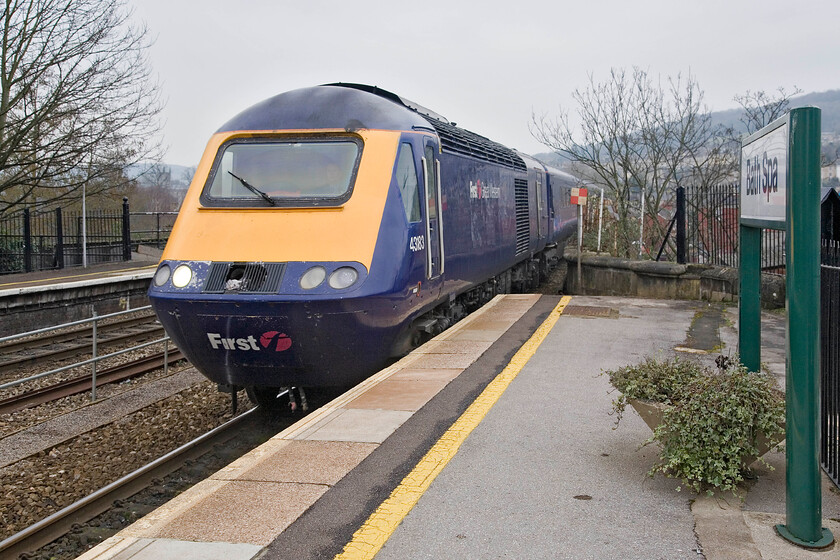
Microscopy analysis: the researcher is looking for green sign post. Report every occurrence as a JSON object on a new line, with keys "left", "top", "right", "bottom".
{"left": 739, "top": 106, "right": 833, "bottom": 548}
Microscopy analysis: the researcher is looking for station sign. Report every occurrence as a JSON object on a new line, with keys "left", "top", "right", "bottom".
{"left": 740, "top": 117, "right": 788, "bottom": 228}
{"left": 737, "top": 107, "right": 834, "bottom": 549}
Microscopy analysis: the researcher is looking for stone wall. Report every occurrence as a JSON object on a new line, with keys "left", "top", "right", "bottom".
{"left": 0, "top": 277, "right": 151, "bottom": 336}
{"left": 562, "top": 247, "right": 785, "bottom": 309}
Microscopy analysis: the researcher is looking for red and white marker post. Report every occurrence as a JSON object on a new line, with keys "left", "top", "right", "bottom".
{"left": 571, "top": 187, "right": 588, "bottom": 289}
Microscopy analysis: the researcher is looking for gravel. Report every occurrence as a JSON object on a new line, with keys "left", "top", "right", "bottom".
{"left": 0, "top": 360, "right": 190, "bottom": 441}
{"left": 0, "top": 378, "right": 254, "bottom": 542}
{"left": 25, "top": 411, "right": 286, "bottom": 560}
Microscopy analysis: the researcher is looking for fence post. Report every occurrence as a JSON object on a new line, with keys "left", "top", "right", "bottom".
{"left": 91, "top": 310, "right": 98, "bottom": 401}
{"left": 122, "top": 197, "right": 131, "bottom": 261}
{"left": 55, "top": 207, "right": 64, "bottom": 269}
{"left": 676, "top": 186, "right": 686, "bottom": 264}
{"left": 23, "top": 208, "right": 32, "bottom": 272}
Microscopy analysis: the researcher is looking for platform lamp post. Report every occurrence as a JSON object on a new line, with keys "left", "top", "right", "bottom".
{"left": 82, "top": 182, "right": 87, "bottom": 268}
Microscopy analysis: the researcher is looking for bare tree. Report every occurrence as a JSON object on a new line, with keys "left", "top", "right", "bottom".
{"left": 147, "top": 163, "right": 172, "bottom": 190}
{"left": 734, "top": 86, "right": 803, "bottom": 134}
{"left": 532, "top": 68, "right": 736, "bottom": 257}
{"left": 0, "top": 0, "right": 163, "bottom": 215}
{"left": 141, "top": 163, "right": 177, "bottom": 212}
{"left": 532, "top": 69, "right": 646, "bottom": 256}
{"left": 179, "top": 166, "right": 196, "bottom": 188}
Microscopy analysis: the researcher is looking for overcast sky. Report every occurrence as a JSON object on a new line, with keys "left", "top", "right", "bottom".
{"left": 130, "top": 0, "right": 840, "bottom": 167}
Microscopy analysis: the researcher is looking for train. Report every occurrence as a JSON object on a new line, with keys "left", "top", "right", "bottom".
{"left": 147, "top": 83, "right": 578, "bottom": 412}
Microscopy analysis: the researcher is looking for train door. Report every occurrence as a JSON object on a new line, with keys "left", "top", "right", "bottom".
{"left": 535, "top": 169, "right": 547, "bottom": 240}
{"left": 422, "top": 138, "right": 444, "bottom": 280}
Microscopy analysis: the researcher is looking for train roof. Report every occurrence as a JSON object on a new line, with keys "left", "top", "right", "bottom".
{"left": 217, "top": 83, "right": 526, "bottom": 172}
{"left": 516, "top": 151, "right": 576, "bottom": 181}
{"left": 216, "top": 84, "right": 431, "bottom": 133}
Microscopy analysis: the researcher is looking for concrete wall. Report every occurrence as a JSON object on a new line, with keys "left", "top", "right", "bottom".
{"left": 0, "top": 277, "right": 151, "bottom": 337}
{"left": 562, "top": 247, "right": 785, "bottom": 309}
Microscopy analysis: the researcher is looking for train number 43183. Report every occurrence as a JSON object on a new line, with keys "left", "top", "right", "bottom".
{"left": 409, "top": 235, "right": 425, "bottom": 252}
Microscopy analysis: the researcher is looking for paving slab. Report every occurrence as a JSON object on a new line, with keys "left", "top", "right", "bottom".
{"left": 291, "top": 408, "right": 414, "bottom": 443}
{"left": 110, "top": 538, "right": 260, "bottom": 560}
{"left": 220, "top": 439, "right": 378, "bottom": 485}
{"left": 149, "top": 480, "right": 329, "bottom": 545}
{"left": 346, "top": 377, "right": 455, "bottom": 411}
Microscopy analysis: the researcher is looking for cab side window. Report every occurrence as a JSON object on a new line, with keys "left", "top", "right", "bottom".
{"left": 396, "top": 143, "right": 421, "bottom": 222}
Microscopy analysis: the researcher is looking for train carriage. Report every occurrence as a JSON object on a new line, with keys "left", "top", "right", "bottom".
{"left": 148, "top": 83, "right": 577, "bottom": 410}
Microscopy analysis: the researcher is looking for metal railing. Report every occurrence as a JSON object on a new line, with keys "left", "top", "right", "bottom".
{"left": 684, "top": 184, "right": 740, "bottom": 267}
{"left": 821, "top": 239, "right": 840, "bottom": 487}
{"left": 0, "top": 200, "right": 178, "bottom": 275}
{"left": 129, "top": 211, "right": 177, "bottom": 251}
{"left": 0, "top": 201, "right": 131, "bottom": 275}
{"left": 651, "top": 184, "right": 786, "bottom": 274}
{"left": 0, "top": 306, "right": 171, "bottom": 401}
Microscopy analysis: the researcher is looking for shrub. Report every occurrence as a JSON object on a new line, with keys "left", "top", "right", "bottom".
{"left": 605, "top": 356, "right": 785, "bottom": 494}
{"left": 605, "top": 356, "right": 706, "bottom": 424}
{"left": 649, "top": 363, "right": 785, "bottom": 493}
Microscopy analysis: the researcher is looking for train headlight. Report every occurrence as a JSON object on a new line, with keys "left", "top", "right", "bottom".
{"left": 171, "top": 264, "right": 193, "bottom": 288}
{"left": 153, "top": 264, "right": 171, "bottom": 287}
{"left": 328, "top": 266, "right": 358, "bottom": 289}
{"left": 300, "top": 266, "right": 327, "bottom": 289}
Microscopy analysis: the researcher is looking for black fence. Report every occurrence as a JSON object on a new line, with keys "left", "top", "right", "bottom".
{"left": 0, "top": 199, "right": 177, "bottom": 275}
{"left": 129, "top": 211, "right": 178, "bottom": 251}
{"left": 821, "top": 239, "right": 840, "bottom": 487}
{"left": 658, "top": 184, "right": 786, "bottom": 274}
{"left": 684, "top": 184, "right": 740, "bottom": 267}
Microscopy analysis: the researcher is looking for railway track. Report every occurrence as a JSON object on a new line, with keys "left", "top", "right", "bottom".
{"left": 0, "top": 406, "right": 262, "bottom": 560}
{"left": 0, "top": 349, "right": 185, "bottom": 415}
{"left": 0, "top": 316, "right": 163, "bottom": 375}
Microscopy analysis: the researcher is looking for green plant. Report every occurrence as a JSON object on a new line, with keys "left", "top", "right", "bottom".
{"left": 604, "top": 356, "right": 706, "bottom": 424}
{"left": 604, "top": 356, "right": 785, "bottom": 494}
{"left": 649, "top": 363, "right": 784, "bottom": 493}
{"left": 0, "top": 238, "right": 24, "bottom": 273}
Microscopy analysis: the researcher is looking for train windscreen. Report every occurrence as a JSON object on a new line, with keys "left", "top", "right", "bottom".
{"left": 201, "top": 137, "right": 362, "bottom": 207}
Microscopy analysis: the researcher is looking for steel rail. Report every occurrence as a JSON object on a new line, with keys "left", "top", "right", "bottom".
{"left": 0, "top": 407, "right": 260, "bottom": 559}
{"left": 0, "top": 349, "right": 185, "bottom": 415}
{"left": 0, "top": 336, "right": 173, "bottom": 391}
{"left": 0, "top": 325, "right": 166, "bottom": 374}
{"left": 0, "top": 306, "right": 155, "bottom": 346}
{"left": 0, "top": 314, "right": 157, "bottom": 356}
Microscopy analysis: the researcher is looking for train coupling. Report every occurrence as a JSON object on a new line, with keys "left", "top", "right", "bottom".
{"left": 278, "top": 386, "right": 309, "bottom": 413}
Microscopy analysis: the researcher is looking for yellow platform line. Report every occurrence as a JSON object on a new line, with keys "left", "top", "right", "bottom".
{"left": 335, "top": 295, "right": 572, "bottom": 560}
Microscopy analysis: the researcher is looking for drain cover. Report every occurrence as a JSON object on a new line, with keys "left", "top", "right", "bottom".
{"left": 563, "top": 305, "right": 617, "bottom": 318}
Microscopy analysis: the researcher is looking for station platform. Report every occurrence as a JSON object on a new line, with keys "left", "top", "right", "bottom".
{"left": 0, "top": 255, "right": 157, "bottom": 336}
{"left": 0, "top": 258, "right": 156, "bottom": 292}
{"left": 75, "top": 294, "right": 840, "bottom": 560}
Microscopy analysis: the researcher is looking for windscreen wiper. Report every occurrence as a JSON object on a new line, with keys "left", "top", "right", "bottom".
{"left": 227, "top": 171, "right": 276, "bottom": 206}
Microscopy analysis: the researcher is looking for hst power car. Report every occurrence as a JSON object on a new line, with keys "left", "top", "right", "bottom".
{"left": 148, "top": 83, "right": 577, "bottom": 410}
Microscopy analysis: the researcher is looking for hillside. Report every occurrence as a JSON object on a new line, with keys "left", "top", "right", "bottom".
{"left": 710, "top": 89, "right": 840, "bottom": 136}
{"left": 534, "top": 89, "right": 840, "bottom": 165}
